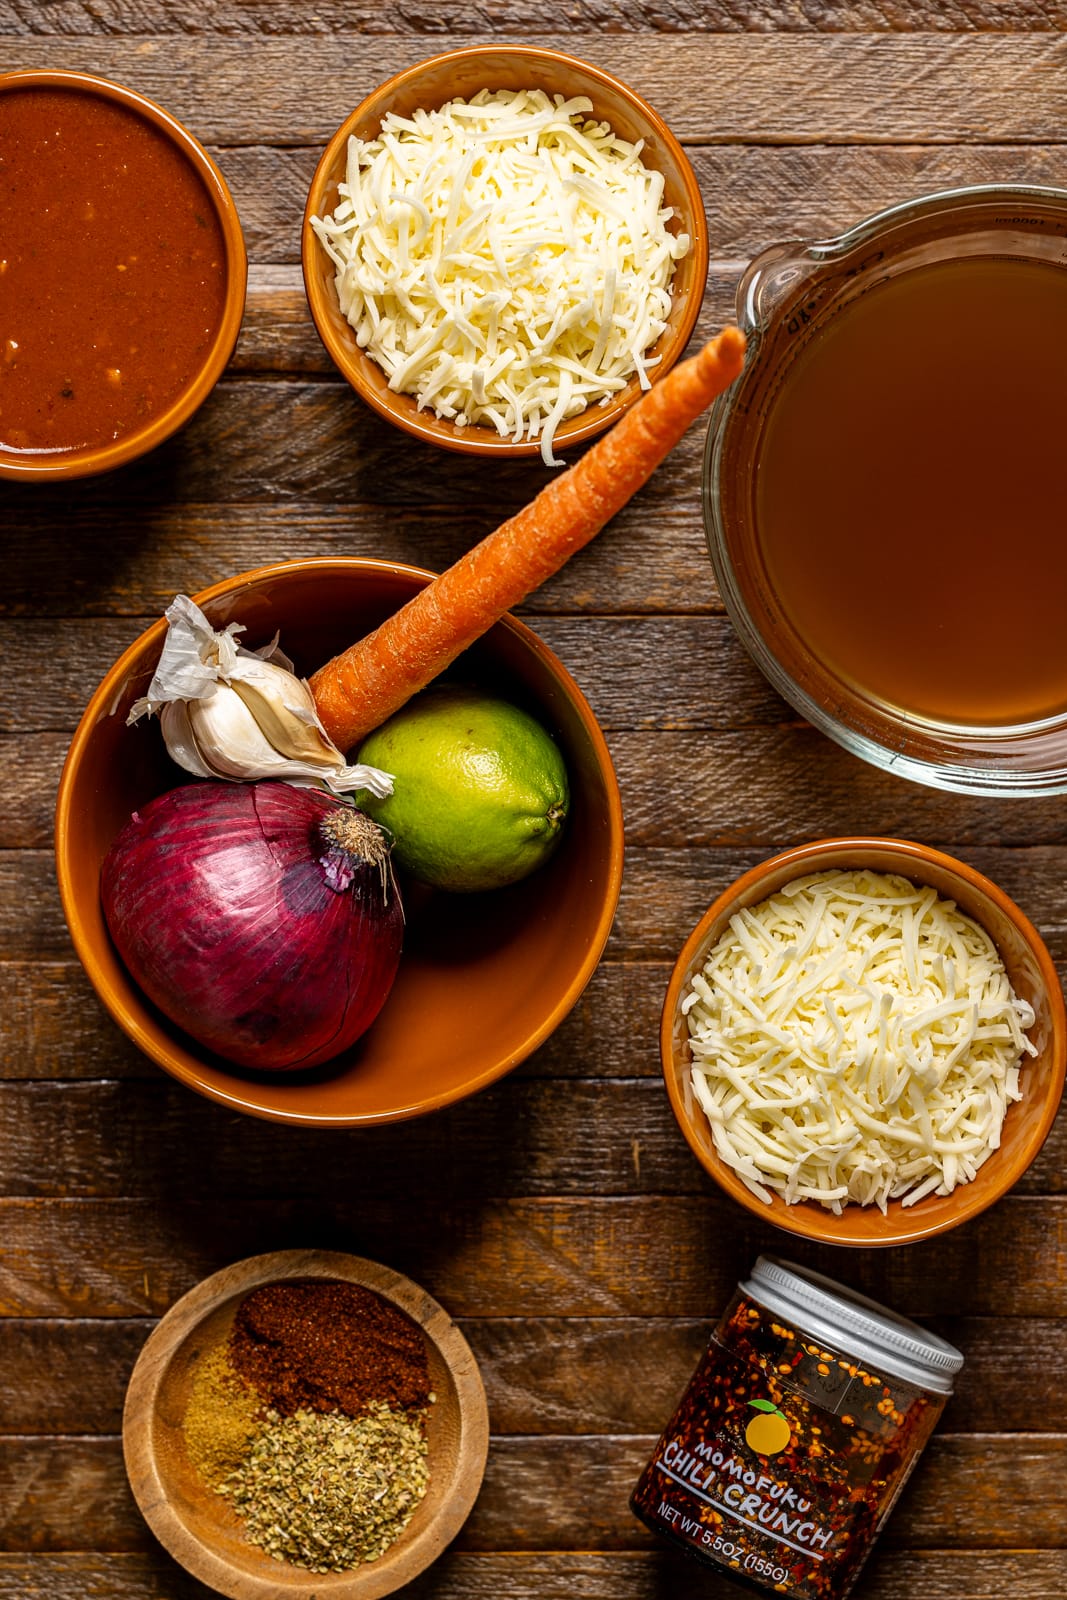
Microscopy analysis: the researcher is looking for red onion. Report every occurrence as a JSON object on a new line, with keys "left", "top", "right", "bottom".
{"left": 101, "top": 781, "right": 404, "bottom": 1072}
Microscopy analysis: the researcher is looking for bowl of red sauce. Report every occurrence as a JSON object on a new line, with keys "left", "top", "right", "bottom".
{"left": 0, "top": 69, "right": 246, "bottom": 480}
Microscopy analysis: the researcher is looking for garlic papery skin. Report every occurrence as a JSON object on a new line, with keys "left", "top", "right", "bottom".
{"left": 128, "top": 594, "right": 393, "bottom": 797}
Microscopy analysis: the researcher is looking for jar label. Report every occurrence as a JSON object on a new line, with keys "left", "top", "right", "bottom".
{"left": 642, "top": 1420, "right": 841, "bottom": 1596}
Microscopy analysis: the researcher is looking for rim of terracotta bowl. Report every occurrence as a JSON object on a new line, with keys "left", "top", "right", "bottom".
{"left": 301, "top": 44, "right": 709, "bottom": 457}
{"left": 122, "top": 1249, "right": 489, "bottom": 1599}
{"left": 0, "top": 68, "right": 247, "bottom": 482}
{"left": 661, "top": 836, "right": 1067, "bottom": 1248}
{"left": 54, "top": 557, "right": 625, "bottom": 1126}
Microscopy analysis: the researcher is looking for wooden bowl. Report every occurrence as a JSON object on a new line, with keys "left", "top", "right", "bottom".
{"left": 55, "top": 557, "right": 624, "bottom": 1125}
{"left": 661, "top": 837, "right": 1067, "bottom": 1247}
{"left": 301, "top": 44, "right": 709, "bottom": 456}
{"left": 0, "top": 69, "right": 246, "bottom": 481}
{"left": 123, "top": 1249, "right": 489, "bottom": 1599}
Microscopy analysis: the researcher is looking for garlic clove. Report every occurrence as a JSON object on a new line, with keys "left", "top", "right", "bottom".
{"left": 159, "top": 701, "right": 216, "bottom": 780}
{"left": 187, "top": 685, "right": 292, "bottom": 781}
{"left": 226, "top": 654, "right": 347, "bottom": 768}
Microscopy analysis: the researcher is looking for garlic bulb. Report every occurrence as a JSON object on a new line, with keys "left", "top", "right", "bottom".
{"left": 127, "top": 595, "right": 393, "bottom": 797}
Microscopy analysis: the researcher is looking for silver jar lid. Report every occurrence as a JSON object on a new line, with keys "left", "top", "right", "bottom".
{"left": 741, "top": 1256, "right": 964, "bottom": 1395}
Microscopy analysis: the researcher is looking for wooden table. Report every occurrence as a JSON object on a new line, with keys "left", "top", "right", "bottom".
{"left": 3, "top": 8, "right": 1066, "bottom": 1599}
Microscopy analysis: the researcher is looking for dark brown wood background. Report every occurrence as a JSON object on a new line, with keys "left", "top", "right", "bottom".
{"left": 3, "top": 6, "right": 1066, "bottom": 1598}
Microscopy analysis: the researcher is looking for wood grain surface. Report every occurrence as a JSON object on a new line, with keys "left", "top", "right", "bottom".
{"left": 3, "top": 6, "right": 1066, "bottom": 1600}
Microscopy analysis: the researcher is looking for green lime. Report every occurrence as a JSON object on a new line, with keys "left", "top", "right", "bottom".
{"left": 357, "top": 686, "right": 569, "bottom": 893}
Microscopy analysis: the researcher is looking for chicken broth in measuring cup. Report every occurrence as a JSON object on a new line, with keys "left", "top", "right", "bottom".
{"left": 754, "top": 255, "right": 1067, "bottom": 728}
{"left": 704, "top": 186, "right": 1067, "bottom": 792}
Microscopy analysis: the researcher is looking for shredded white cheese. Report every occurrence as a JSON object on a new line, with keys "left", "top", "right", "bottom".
{"left": 310, "top": 88, "right": 691, "bottom": 465}
{"left": 683, "top": 869, "right": 1037, "bottom": 1215}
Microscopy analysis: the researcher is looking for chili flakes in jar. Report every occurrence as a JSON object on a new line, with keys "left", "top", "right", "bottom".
{"left": 630, "top": 1255, "right": 962, "bottom": 1599}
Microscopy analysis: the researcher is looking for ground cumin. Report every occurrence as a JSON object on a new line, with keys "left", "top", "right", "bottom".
{"left": 228, "top": 1280, "right": 432, "bottom": 1419}
{"left": 183, "top": 1343, "right": 262, "bottom": 1488}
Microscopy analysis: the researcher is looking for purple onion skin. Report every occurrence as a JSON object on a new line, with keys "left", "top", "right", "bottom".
{"left": 101, "top": 781, "right": 404, "bottom": 1072}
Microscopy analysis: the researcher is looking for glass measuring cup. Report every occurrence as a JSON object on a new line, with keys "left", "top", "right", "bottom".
{"left": 703, "top": 184, "right": 1067, "bottom": 796}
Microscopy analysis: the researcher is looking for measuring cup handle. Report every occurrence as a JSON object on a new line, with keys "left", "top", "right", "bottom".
{"left": 737, "top": 239, "right": 810, "bottom": 334}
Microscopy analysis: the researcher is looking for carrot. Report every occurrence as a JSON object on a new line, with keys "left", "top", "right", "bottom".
{"left": 311, "top": 326, "right": 747, "bottom": 751}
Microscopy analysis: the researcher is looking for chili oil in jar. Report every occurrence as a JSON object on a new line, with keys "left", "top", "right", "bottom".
{"left": 631, "top": 1255, "right": 962, "bottom": 1599}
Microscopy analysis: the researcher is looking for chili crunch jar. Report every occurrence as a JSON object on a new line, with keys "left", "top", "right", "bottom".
{"left": 631, "top": 1256, "right": 962, "bottom": 1599}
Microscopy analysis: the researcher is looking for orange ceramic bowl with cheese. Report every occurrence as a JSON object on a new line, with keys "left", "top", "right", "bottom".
{"left": 661, "top": 837, "right": 1067, "bottom": 1248}
{"left": 301, "top": 45, "right": 708, "bottom": 457}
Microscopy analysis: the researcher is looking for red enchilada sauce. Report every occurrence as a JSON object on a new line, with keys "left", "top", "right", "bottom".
{"left": 0, "top": 87, "right": 227, "bottom": 454}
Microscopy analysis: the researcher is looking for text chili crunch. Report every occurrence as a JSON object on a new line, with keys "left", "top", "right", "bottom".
{"left": 630, "top": 1257, "right": 962, "bottom": 1599}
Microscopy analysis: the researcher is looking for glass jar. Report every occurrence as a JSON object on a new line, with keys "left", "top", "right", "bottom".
{"left": 630, "top": 1255, "right": 963, "bottom": 1599}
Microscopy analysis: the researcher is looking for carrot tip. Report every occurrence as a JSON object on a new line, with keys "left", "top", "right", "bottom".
{"left": 707, "top": 325, "right": 747, "bottom": 367}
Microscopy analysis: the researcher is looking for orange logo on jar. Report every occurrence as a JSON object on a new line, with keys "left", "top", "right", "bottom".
{"left": 745, "top": 1398, "right": 791, "bottom": 1455}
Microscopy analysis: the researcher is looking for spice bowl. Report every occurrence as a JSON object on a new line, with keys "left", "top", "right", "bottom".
{"left": 662, "top": 836, "right": 1067, "bottom": 1247}
{"left": 123, "top": 1249, "right": 489, "bottom": 1599}
{"left": 0, "top": 69, "right": 246, "bottom": 481}
{"left": 302, "top": 44, "right": 709, "bottom": 457}
{"left": 56, "top": 556, "right": 623, "bottom": 1124}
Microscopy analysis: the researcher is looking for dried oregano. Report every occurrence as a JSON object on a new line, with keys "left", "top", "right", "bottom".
{"left": 218, "top": 1402, "right": 430, "bottom": 1572}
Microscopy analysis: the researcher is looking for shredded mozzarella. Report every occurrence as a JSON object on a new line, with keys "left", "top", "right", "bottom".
{"left": 684, "top": 869, "right": 1037, "bottom": 1215}
{"left": 310, "top": 88, "right": 691, "bottom": 465}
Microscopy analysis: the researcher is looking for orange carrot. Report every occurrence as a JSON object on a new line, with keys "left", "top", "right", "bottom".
{"left": 311, "top": 326, "right": 747, "bottom": 750}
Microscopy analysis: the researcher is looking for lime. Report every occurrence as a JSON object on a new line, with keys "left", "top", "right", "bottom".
{"left": 357, "top": 686, "right": 569, "bottom": 893}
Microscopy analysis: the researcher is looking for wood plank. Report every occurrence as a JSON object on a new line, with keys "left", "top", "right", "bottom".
{"left": 1, "top": 1316, "right": 1064, "bottom": 1437}
{"left": 1, "top": 618, "right": 787, "bottom": 737}
{"left": 215, "top": 144, "right": 1067, "bottom": 269}
{"left": 0, "top": 959, "right": 669, "bottom": 1082}
{"left": 4, "top": 36, "right": 1067, "bottom": 145}
{"left": 611, "top": 733, "right": 1067, "bottom": 851}
{"left": 0, "top": 1549, "right": 1063, "bottom": 1600}
{"left": 0, "top": 1074, "right": 1061, "bottom": 1201}
{"left": 6, "top": 948, "right": 1067, "bottom": 1100}
{"left": 0, "top": 369, "right": 713, "bottom": 525}
{"left": 0, "top": 1432, "right": 1062, "bottom": 1552}
{"left": 1, "top": 1196, "right": 1064, "bottom": 1319}
{"left": 3, "top": 1, "right": 1065, "bottom": 37}
{"left": 10, "top": 842, "right": 1067, "bottom": 964}
{"left": 0, "top": 1079, "right": 707, "bottom": 1201}
{"left": 17, "top": 610, "right": 1067, "bottom": 765}
{"left": 0, "top": 498, "right": 727, "bottom": 624}
{"left": 611, "top": 845, "right": 1067, "bottom": 959}
{"left": 59, "top": 142, "right": 1055, "bottom": 272}
{"left": 0, "top": 136, "right": 1044, "bottom": 393}
{"left": 8, "top": 583, "right": 1067, "bottom": 877}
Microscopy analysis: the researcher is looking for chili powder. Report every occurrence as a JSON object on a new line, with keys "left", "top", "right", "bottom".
{"left": 630, "top": 1256, "right": 962, "bottom": 1600}
{"left": 228, "top": 1280, "right": 432, "bottom": 1419}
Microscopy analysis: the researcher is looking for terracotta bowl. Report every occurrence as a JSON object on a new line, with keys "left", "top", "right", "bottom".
{"left": 301, "top": 44, "right": 709, "bottom": 456}
{"left": 0, "top": 69, "right": 246, "bottom": 482}
{"left": 55, "top": 558, "right": 624, "bottom": 1125}
{"left": 123, "top": 1249, "right": 489, "bottom": 1600}
{"left": 661, "top": 837, "right": 1067, "bottom": 1247}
